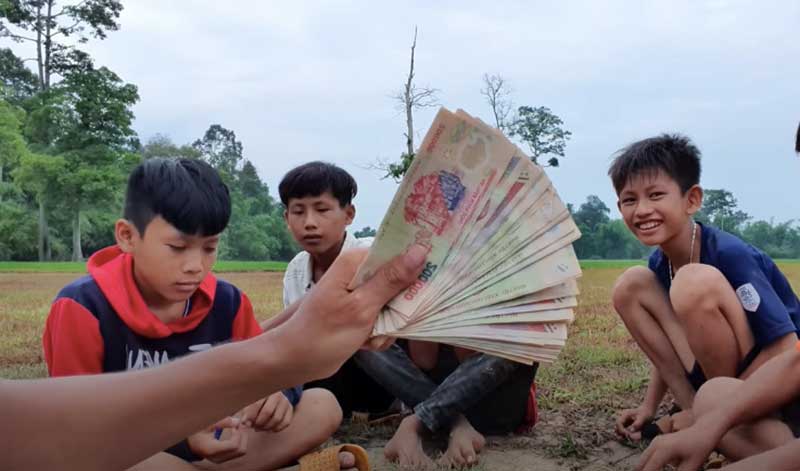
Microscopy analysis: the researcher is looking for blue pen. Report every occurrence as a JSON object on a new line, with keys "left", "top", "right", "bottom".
{"left": 214, "top": 428, "right": 223, "bottom": 440}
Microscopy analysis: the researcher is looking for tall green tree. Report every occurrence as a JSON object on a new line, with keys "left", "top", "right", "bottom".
{"left": 54, "top": 65, "right": 138, "bottom": 260}
{"left": 0, "top": 0, "right": 123, "bottom": 92}
{"left": 573, "top": 195, "right": 610, "bottom": 232}
{"left": 695, "top": 188, "right": 750, "bottom": 234}
{"left": 12, "top": 151, "right": 65, "bottom": 259}
{"left": 192, "top": 124, "right": 243, "bottom": 181}
{"left": 742, "top": 220, "right": 800, "bottom": 259}
{"left": 0, "top": 94, "right": 38, "bottom": 259}
{"left": 0, "top": 95, "right": 27, "bottom": 195}
{"left": 1, "top": 0, "right": 125, "bottom": 260}
{"left": 141, "top": 133, "right": 200, "bottom": 160}
{"left": 569, "top": 194, "right": 649, "bottom": 259}
{"left": 508, "top": 105, "right": 572, "bottom": 167}
{"left": 186, "top": 125, "right": 295, "bottom": 260}
{"left": 354, "top": 226, "right": 376, "bottom": 238}
{"left": 237, "top": 159, "right": 273, "bottom": 214}
{"left": 0, "top": 48, "right": 37, "bottom": 104}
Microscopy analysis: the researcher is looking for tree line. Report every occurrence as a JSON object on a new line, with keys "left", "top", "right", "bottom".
{"left": 2, "top": 9, "right": 794, "bottom": 262}
{"left": 571, "top": 190, "right": 800, "bottom": 260}
{"left": 0, "top": 0, "right": 297, "bottom": 261}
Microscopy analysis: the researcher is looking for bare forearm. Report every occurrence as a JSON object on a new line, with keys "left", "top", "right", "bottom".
{"left": 724, "top": 438, "right": 800, "bottom": 471}
{"left": 0, "top": 246, "right": 424, "bottom": 471}
{"left": 0, "top": 331, "right": 298, "bottom": 471}
{"left": 643, "top": 366, "right": 668, "bottom": 411}
{"left": 260, "top": 299, "right": 300, "bottom": 331}
{"left": 706, "top": 349, "right": 800, "bottom": 435}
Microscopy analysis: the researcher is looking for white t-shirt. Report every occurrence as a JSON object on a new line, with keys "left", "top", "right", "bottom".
{"left": 282, "top": 232, "right": 373, "bottom": 307}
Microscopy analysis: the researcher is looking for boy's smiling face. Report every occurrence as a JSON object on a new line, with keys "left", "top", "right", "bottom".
{"left": 284, "top": 191, "right": 355, "bottom": 257}
{"left": 116, "top": 216, "right": 219, "bottom": 306}
{"left": 617, "top": 170, "right": 702, "bottom": 247}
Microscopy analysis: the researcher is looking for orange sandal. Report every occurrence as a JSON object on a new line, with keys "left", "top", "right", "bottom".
{"left": 297, "top": 444, "right": 370, "bottom": 471}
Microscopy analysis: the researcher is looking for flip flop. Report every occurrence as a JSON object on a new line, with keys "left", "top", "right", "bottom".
{"left": 639, "top": 413, "right": 677, "bottom": 441}
{"left": 298, "top": 444, "right": 370, "bottom": 471}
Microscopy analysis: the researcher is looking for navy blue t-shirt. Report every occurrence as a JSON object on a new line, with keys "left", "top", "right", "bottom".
{"left": 649, "top": 223, "right": 800, "bottom": 348}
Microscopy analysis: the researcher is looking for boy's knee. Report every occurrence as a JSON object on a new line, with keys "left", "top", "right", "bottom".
{"left": 670, "top": 264, "right": 726, "bottom": 319}
{"left": 694, "top": 377, "right": 742, "bottom": 415}
{"left": 301, "top": 388, "right": 343, "bottom": 434}
{"left": 611, "top": 266, "right": 657, "bottom": 314}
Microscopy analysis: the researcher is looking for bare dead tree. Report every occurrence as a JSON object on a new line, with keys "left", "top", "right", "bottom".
{"left": 480, "top": 73, "right": 513, "bottom": 131}
{"left": 383, "top": 26, "right": 439, "bottom": 179}
{"left": 795, "top": 121, "right": 800, "bottom": 153}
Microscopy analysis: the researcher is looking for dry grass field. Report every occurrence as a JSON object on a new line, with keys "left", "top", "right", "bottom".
{"left": 2, "top": 263, "right": 798, "bottom": 469}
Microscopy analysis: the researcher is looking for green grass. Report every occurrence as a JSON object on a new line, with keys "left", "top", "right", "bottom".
{"left": 0, "top": 261, "right": 88, "bottom": 273}
{"left": 0, "top": 260, "right": 288, "bottom": 273}
{"left": 580, "top": 259, "right": 800, "bottom": 269}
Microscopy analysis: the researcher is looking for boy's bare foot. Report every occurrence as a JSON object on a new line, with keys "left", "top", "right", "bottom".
{"left": 384, "top": 415, "right": 435, "bottom": 469}
{"left": 670, "top": 409, "right": 693, "bottom": 432}
{"left": 339, "top": 451, "right": 356, "bottom": 470}
{"left": 438, "top": 416, "right": 485, "bottom": 468}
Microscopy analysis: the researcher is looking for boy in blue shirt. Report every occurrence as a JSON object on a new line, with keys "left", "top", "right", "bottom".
{"left": 608, "top": 134, "right": 800, "bottom": 442}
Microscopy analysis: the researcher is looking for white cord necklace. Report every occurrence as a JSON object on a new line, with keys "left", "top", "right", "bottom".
{"left": 669, "top": 220, "right": 697, "bottom": 281}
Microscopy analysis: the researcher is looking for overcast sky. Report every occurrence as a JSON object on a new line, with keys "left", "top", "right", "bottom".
{"left": 12, "top": 0, "right": 800, "bottom": 229}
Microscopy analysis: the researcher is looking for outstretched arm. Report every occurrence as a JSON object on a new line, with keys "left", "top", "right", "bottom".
{"left": 0, "top": 245, "right": 426, "bottom": 471}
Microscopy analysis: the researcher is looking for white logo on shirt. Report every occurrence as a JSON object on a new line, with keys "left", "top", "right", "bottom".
{"left": 188, "top": 343, "right": 213, "bottom": 352}
{"left": 127, "top": 348, "right": 170, "bottom": 370}
{"left": 736, "top": 283, "right": 761, "bottom": 312}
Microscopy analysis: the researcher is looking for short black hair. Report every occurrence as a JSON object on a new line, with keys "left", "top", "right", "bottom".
{"left": 124, "top": 158, "right": 231, "bottom": 237}
{"left": 608, "top": 134, "right": 701, "bottom": 194}
{"left": 278, "top": 161, "right": 357, "bottom": 207}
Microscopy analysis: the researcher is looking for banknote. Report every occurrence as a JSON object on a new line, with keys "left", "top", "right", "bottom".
{"left": 355, "top": 108, "right": 582, "bottom": 364}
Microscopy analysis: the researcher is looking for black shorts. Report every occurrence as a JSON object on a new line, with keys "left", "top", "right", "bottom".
{"left": 781, "top": 399, "right": 800, "bottom": 438}
{"left": 165, "top": 440, "right": 202, "bottom": 462}
{"left": 685, "top": 345, "right": 762, "bottom": 391}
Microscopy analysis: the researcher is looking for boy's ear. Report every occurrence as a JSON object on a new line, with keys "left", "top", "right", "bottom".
{"left": 283, "top": 209, "right": 289, "bottom": 224}
{"left": 344, "top": 204, "right": 355, "bottom": 225}
{"left": 115, "top": 219, "right": 139, "bottom": 253}
{"left": 686, "top": 185, "right": 703, "bottom": 215}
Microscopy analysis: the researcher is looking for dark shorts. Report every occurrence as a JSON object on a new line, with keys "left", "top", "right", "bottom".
{"left": 781, "top": 399, "right": 800, "bottom": 438}
{"left": 685, "top": 345, "right": 762, "bottom": 391}
{"left": 306, "top": 355, "right": 396, "bottom": 417}
{"left": 165, "top": 440, "right": 201, "bottom": 462}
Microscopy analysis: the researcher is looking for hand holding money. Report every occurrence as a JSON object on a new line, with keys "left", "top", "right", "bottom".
{"left": 352, "top": 108, "right": 581, "bottom": 364}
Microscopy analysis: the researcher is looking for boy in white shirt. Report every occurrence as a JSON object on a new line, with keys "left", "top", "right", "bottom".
{"left": 264, "top": 161, "right": 395, "bottom": 418}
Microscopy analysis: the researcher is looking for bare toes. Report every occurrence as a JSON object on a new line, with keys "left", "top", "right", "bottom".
{"left": 338, "top": 451, "right": 355, "bottom": 469}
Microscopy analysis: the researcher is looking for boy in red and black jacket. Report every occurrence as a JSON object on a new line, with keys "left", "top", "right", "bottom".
{"left": 43, "top": 158, "right": 344, "bottom": 470}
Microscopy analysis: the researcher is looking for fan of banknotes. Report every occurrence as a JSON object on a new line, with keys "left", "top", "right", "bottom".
{"left": 351, "top": 108, "right": 581, "bottom": 364}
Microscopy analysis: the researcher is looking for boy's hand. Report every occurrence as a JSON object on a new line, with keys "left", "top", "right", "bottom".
{"left": 242, "top": 392, "right": 293, "bottom": 432}
{"left": 275, "top": 245, "right": 427, "bottom": 382}
{"left": 615, "top": 405, "right": 654, "bottom": 441}
{"left": 637, "top": 423, "right": 717, "bottom": 471}
{"left": 187, "top": 417, "right": 249, "bottom": 464}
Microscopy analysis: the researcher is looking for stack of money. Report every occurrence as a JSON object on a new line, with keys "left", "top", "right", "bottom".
{"left": 351, "top": 108, "right": 581, "bottom": 364}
